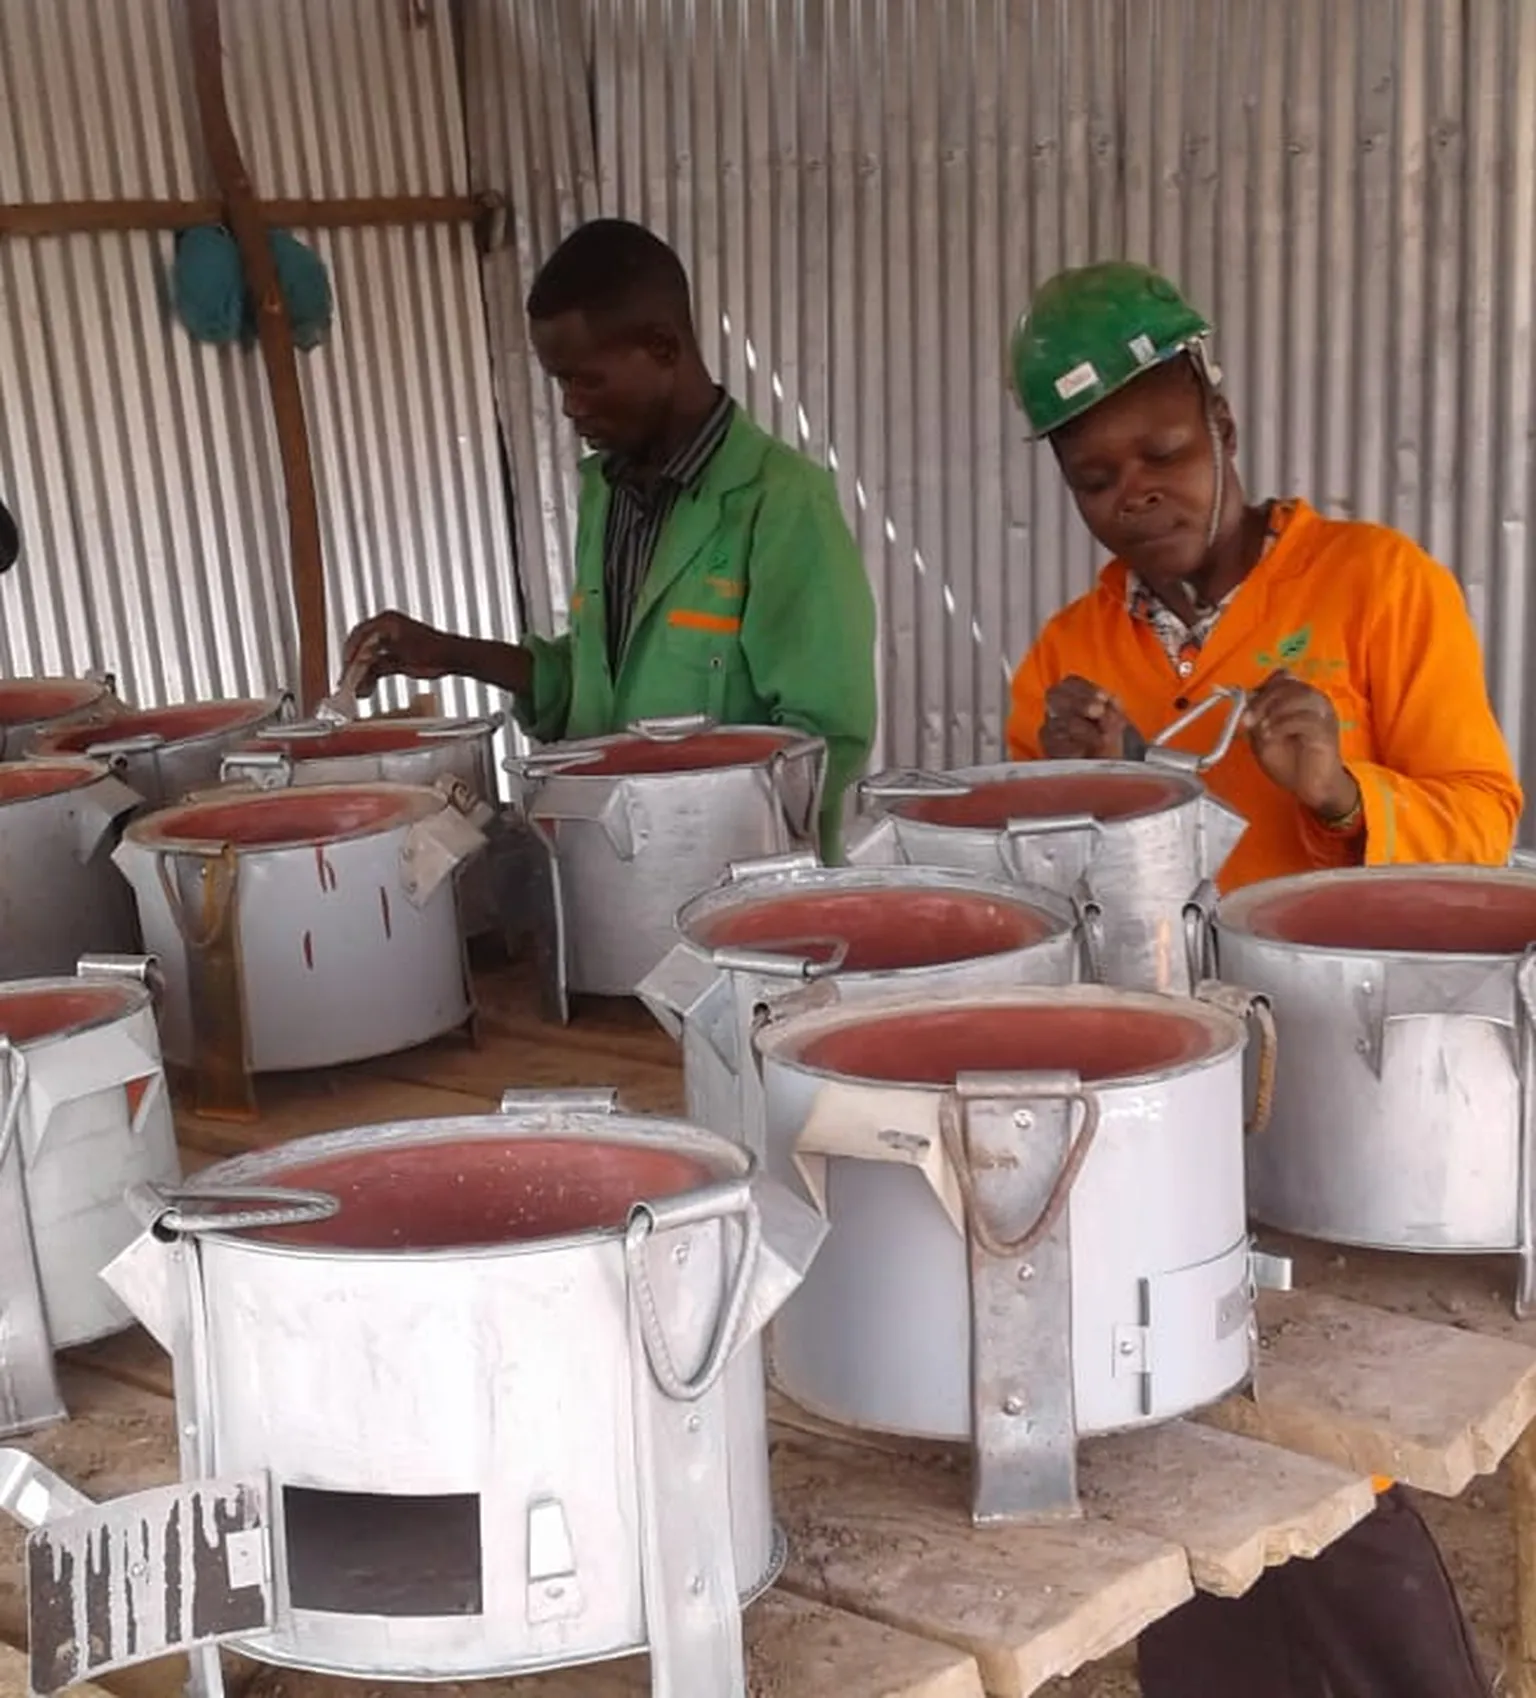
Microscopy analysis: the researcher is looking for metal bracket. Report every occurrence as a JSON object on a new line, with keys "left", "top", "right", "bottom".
{"left": 16, "top": 1470, "right": 271, "bottom": 1695}
{"left": 1072, "top": 880, "right": 1106, "bottom": 983}
{"left": 526, "top": 1495, "right": 584, "bottom": 1626}
{"left": 499, "top": 1087, "right": 620, "bottom": 1116}
{"left": 1249, "top": 1247, "right": 1294, "bottom": 1293}
{"left": 952, "top": 1075, "right": 1085, "bottom": 1523}
{"left": 486, "top": 813, "right": 569, "bottom": 1024}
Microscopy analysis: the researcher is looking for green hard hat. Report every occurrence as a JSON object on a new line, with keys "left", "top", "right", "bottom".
{"left": 1009, "top": 261, "right": 1214, "bottom": 437}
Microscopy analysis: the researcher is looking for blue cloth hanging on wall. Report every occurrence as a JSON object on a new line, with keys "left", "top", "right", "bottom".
{"left": 172, "top": 225, "right": 334, "bottom": 351}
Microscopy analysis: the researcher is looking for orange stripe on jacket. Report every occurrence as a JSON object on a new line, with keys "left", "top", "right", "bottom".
{"left": 1006, "top": 499, "right": 1520, "bottom": 892}
{"left": 668, "top": 610, "right": 742, "bottom": 634}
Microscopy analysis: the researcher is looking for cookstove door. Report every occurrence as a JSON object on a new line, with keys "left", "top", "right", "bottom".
{"left": 6, "top": 1459, "right": 272, "bottom": 1695}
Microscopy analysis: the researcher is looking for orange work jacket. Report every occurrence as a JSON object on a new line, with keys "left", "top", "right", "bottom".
{"left": 1006, "top": 499, "right": 1521, "bottom": 893}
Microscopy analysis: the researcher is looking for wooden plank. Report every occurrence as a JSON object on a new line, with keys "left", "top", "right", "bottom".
{"left": 1512, "top": 1422, "right": 1536, "bottom": 1698}
{"left": 174, "top": 1072, "right": 496, "bottom": 1158}
{"left": 770, "top": 1427, "right": 1192, "bottom": 1698}
{"left": 1077, "top": 1419, "right": 1376, "bottom": 1596}
{"left": 233, "top": 1591, "right": 984, "bottom": 1698}
{"left": 772, "top": 1395, "right": 1374, "bottom": 1602}
{"left": 0, "top": 194, "right": 493, "bottom": 237}
{"left": 1200, "top": 1287, "right": 1536, "bottom": 1495}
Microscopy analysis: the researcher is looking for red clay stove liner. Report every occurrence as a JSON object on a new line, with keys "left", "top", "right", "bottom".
{"left": 40, "top": 700, "right": 273, "bottom": 753}
{"left": 0, "top": 760, "right": 104, "bottom": 803}
{"left": 557, "top": 730, "right": 794, "bottom": 779}
{"left": 252, "top": 1138, "right": 713, "bottom": 1252}
{"left": 897, "top": 771, "right": 1189, "bottom": 830}
{"left": 0, "top": 679, "right": 111, "bottom": 727}
{"left": 0, "top": 982, "right": 140, "bottom": 1045}
{"left": 694, "top": 887, "right": 1054, "bottom": 972}
{"left": 132, "top": 787, "right": 427, "bottom": 851}
{"left": 1240, "top": 875, "right": 1536, "bottom": 956}
{"left": 795, "top": 1003, "right": 1217, "bottom": 1087}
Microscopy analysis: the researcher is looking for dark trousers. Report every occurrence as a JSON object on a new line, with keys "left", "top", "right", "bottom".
{"left": 1137, "top": 1488, "right": 1492, "bottom": 1698}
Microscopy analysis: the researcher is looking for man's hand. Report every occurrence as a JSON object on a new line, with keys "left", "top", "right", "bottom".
{"left": 1040, "top": 676, "right": 1141, "bottom": 761}
{"left": 340, "top": 611, "right": 461, "bottom": 699}
{"left": 1243, "top": 669, "right": 1360, "bottom": 820}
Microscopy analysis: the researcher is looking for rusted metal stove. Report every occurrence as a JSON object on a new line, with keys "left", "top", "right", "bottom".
{"left": 0, "top": 1091, "right": 824, "bottom": 1698}
{"left": 0, "top": 955, "right": 177, "bottom": 1438}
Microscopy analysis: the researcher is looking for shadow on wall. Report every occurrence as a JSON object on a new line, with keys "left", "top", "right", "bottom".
{"left": 0, "top": 498, "right": 15, "bottom": 575}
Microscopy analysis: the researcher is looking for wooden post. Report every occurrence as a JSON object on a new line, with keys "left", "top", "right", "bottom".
{"left": 1511, "top": 1421, "right": 1536, "bottom": 1698}
{"left": 184, "top": 0, "right": 329, "bottom": 713}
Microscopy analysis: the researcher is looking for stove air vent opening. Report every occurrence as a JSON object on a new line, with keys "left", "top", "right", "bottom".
{"left": 282, "top": 1485, "right": 483, "bottom": 1617}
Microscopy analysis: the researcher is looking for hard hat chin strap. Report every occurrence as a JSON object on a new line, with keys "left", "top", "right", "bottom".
{"left": 1189, "top": 340, "right": 1226, "bottom": 553}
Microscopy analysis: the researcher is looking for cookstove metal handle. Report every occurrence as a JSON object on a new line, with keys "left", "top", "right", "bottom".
{"left": 85, "top": 732, "right": 164, "bottom": 759}
{"left": 498, "top": 1087, "right": 621, "bottom": 1116}
{"left": 856, "top": 767, "right": 972, "bottom": 802}
{"left": 1147, "top": 685, "right": 1247, "bottom": 775}
{"left": 625, "top": 1185, "right": 762, "bottom": 1403}
{"left": 723, "top": 849, "right": 821, "bottom": 883}
{"left": 708, "top": 938, "right": 850, "bottom": 981}
{"left": 0, "top": 1037, "right": 28, "bottom": 1173}
{"left": 274, "top": 689, "right": 299, "bottom": 722}
{"left": 507, "top": 746, "right": 606, "bottom": 779}
{"left": 1182, "top": 878, "right": 1220, "bottom": 986}
{"left": 220, "top": 750, "right": 295, "bottom": 790}
{"left": 1195, "top": 980, "right": 1279, "bottom": 1137}
{"left": 125, "top": 1181, "right": 341, "bottom": 1236}
{"left": 943, "top": 1076, "right": 1102, "bottom": 1260}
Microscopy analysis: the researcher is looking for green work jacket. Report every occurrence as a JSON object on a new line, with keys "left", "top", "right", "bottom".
{"left": 514, "top": 410, "right": 878, "bottom": 859}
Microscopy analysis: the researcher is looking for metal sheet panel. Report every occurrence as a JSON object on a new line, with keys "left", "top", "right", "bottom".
{"left": 0, "top": 0, "right": 517, "bottom": 750}
{"left": 473, "top": 0, "right": 1536, "bottom": 830}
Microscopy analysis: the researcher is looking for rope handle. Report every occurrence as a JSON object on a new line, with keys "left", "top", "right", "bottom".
{"left": 1196, "top": 980, "right": 1279, "bottom": 1136}
{"left": 941, "top": 1083, "right": 1102, "bottom": 1259}
{"left": 624, "top": 1188, "right": 761, "bottom": 1403}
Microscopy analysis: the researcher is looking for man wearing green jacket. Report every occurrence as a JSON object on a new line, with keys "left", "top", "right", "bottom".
{"left": 341, "top": 218, "right": 878, "bottom": 859}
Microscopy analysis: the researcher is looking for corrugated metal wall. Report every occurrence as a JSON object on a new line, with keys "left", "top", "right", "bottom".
{"left": 0, "top": 0, "right": 517, "bottom": 731}
{"left": 471, "top": 0, "right": 1536, "bottom": 805}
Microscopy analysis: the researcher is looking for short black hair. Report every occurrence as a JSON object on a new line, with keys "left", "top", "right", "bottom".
{"left": 526, "top": 219, "right": 694, "bottom": 337}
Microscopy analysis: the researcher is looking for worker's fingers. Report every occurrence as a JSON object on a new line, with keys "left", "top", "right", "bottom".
{"left": 1247, "top": 701, "right": 1338, "bottom": 747}
{"left": 1046, "top": 676, "right": 1118, "bottom": 724}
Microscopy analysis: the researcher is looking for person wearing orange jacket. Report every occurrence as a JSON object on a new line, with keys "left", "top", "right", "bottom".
{"left": 1006, "top": 261, "right": 1516, "bottom": 1697}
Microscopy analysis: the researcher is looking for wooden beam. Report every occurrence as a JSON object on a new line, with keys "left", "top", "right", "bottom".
{"left": 0, "top": 192, "right": 498, "bottom": 239}
{"left": 184, "top": 0, "right": 329, "bottom": 713}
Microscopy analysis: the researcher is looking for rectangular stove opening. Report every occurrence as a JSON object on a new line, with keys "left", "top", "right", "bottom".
{"left": 282, "top": 1485, "right": 483, "bottom": 1617}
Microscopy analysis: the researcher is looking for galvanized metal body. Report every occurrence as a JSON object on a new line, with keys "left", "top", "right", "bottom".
{"left": 1212, "top": 866, "right": 1536, "bottom": 1308}
{"left": 0, "top": 957, "right": 179, "bottom": 1439}
{"left": 111, "top": 783, "right": 483, "bottom": 1074}
{"left": 0, "top": 675, "right": 125, "bottom": 761}
{"left": 24, "top": 1096, "right": 827, "bottom": 1695}
{"left": 845, "top": 694, "right": 1248, "bottom": 995}
{"left": 505, "top": 718, "right": 827, "bottom": 1010}
{"left": 220, "top": 714, "right": 505, "bottom": 939}
{"left": 0, "top": 758, "right": 143, "bottom": 979}
{"left": 640, "top": 855, "right": 1085, "bottom": 1156}
{"left": 755, "top": 983, "right": 1259, "bottom": 1516}
{"left": 34, "top": 697, "right": 293, "bottom": 809}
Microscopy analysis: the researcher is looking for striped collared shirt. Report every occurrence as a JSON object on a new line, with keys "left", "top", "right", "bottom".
{"left": 600, "top": 387, "right": 736, "bottom": 669}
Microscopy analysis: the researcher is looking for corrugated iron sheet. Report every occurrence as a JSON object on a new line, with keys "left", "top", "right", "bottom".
{"left": 0, "top": 0, "right": 517, "bottom": 739}
{"left": 473, "top": 0, "right": 1536, "bottom": 819}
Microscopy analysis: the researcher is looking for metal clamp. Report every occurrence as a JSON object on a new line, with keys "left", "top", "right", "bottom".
{"left": 125, "top": 1181, "right": 339, "bottom": 1236}
{"left": 625, "top": 1183, "right": 761, "bottom": 1403}
{"left": 1146, "top": 685, "right": 1246, "bottom": 775}
{"left": 0, "top": 1036, "right": 27, "bottom": 1172}
{"left": 219, "top": 750, "right": 294, "bottom": 790}
{"left": 498, "top": 1087, "right": 620, "bottom": 1116}
{"left": 724, "top": 849, "right": 821, "bottom": 883}
{"left": 767, "top": 745, "right": 825, "bottom": 844}
{"left": 629, "top": 713, "right": 714, "bottom": 741}
{"left": 942, "top": 1072, "right": 1101, "bottom": 1258}
{"left": 76, "top": 952, "right": 165, "bottom": 1000}
{"left": 856, "top": 767, "right": 971, "bottom": 803}
{"left": 1196, "top": 981, "right": 1279, "bottom": 1136}
{"left": 708, "top": 937, "right": 851, "bottom": 980}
